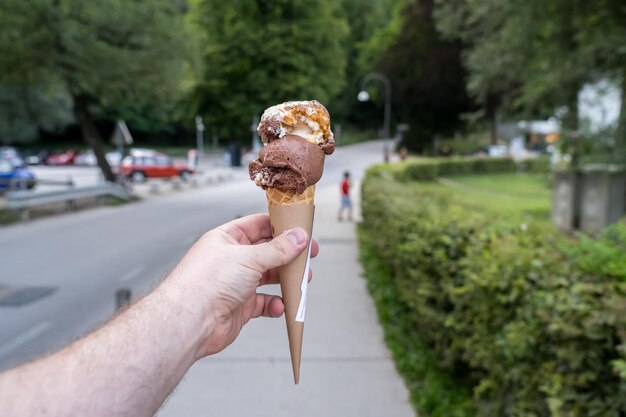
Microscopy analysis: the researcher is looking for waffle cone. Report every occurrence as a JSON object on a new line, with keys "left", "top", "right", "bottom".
{"left": 267, "top": 186, "right": 315, "bottom": 384}
{"left": 266, "top": 185, "right": 315, "bottom": 206}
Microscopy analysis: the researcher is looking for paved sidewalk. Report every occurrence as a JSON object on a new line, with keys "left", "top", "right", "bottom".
{"left": 158, "top": 182, "right": 414, "bottom": 417}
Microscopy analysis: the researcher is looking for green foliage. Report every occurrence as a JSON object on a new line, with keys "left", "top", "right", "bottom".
{"left": 561, "top": 227, "right": 626, "bottom": 282}
{"left": 434, "top": 0, "right": 626, "bottom": 133}
{"left": 361, "top": 0, "right": 472, "bottom": 148}
{"left": 330, "top": 0, "right": 391, "bottom": 124}
{"left": 192, "top": 0, "right": 348, "bottom": 142}
{"left": 437, "top": 131, "right": 491, "bottom": 156}
{"left": 361, "top": 169, "right": 626, "bottom": 416}
{"left": 0, "top": 83, "right": 72, "bottom": 143}
{"left": 359, "top": 225, "right": 475, "bottom": 417}
{"left": 358, "top": 0, "right": 408, "bottom": 70}
{"left": 0, "top": 0, "right": 191, "bottom": 137}
{"left": 368, "top": 157, "right": 519, "bottom": 182}
{"left": 518, "top": 156, "right": 552, "bottom": 175}
{"left": 0, "top": 208, "right": 19, "bottom": 225}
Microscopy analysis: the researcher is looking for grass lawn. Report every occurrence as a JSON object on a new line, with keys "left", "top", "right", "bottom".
{"left": 418, "top": 173, "right": 552, "bottom": 220}
{"left": 0, "top": 208, "right": 19, "bottom": 225}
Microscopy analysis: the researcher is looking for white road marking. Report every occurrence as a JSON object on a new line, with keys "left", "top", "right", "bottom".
{"left": 0, "top": 321, "right": 51, "bottom": 358}
{"left": 118, "top": 264, "right": 146, "bottom": 282}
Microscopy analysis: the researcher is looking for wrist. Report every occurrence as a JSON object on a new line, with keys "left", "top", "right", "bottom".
{"left": 160, "top": 272, "right": 216, "bottom": 361}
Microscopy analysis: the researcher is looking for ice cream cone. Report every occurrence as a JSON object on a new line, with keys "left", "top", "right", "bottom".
{"left": 267, "top": 185, "right": 315, "bottom": 384}
{"left": 266, "top": 184, "right": 315, "bottom": 206}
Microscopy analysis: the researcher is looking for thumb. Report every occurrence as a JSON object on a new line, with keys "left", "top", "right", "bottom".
{"left": 248, "top": 228, "right": 309, "bottom": 272}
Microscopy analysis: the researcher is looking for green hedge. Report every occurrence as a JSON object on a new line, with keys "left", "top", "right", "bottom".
{"left": 361, "top": 170, "right": 626, "bottom": 417}
{"left": 518, "top": 155, "right": 551, "bottom": 174}
{"left": 368, "top": 157, "right": 527, "bottom": 182}
{"left": 359, "top": 226, "right": 474, "bottom": 417}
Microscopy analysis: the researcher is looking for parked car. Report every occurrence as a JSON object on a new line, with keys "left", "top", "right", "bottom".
{"left": 471, "top": 145, "right": 510, "bottom": 158}
{"left": 75, "top": 150, "right": 96, "bottom": 166}
{"left": 106, "top": 151, "right": 122, "bottom": 167}
{"left": 119, "top": 152, "right": 194, "bottom": 183}
{"left": 0, "top": 158, "right": 36, "bottom": 191}
{"left": 45, "top": 149, "right": 78, "bottom": 166}
{"left": 0, "top": 146, "right": 25, "bottom": 167}
{"left": 24, "top": 150, "right": 50, "bottom": 165}
{"left": 487, "top": 144, "right": 509, "bottom": 157}
{"left": 75, "top": 150, "right": 122, "bottom": 167}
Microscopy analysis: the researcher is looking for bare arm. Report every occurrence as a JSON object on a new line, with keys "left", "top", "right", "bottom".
{"left": 0, "top": 214, "right": 316, "bottom": 417}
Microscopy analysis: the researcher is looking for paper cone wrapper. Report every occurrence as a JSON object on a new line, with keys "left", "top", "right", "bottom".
{"left": 267, "top": 186, "right": 315, "bottom": 384}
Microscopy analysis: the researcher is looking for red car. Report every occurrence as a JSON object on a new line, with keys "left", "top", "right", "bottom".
{"left": 120, "top": 152, "right": 194, "bottom": 183}
{"left": 45, "top": 149, "right": 78, "bottom": 165}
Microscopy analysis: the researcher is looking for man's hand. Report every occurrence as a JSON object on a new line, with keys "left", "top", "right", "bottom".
{"left": 168, "top": 213, "right": 318, "bottom": 358}
{"left": 0, "top": 213, "right": 317, "bottom": 417}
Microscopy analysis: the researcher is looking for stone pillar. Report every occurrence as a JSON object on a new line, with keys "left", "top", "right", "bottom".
{"left": 580, "top": 168, "right": 626, "bottom": 234}
{"left": 552, "top": 171, "right": 579, "bottom": 232}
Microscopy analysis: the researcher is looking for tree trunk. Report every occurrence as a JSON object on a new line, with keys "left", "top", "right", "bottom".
{"left": 563, "top": 82, "right": 580, "bottom": 133}
{"left": 490, "top": 108, "right": 500, "bottom": 145}
{"left": 72, "top": 94, "right": 116, "bottom": 182}
{"left": 563, "top": 82, "right": 580, "bottom": 169}
{"left": 486, "top": 93, "right": 500, "bottom": 145}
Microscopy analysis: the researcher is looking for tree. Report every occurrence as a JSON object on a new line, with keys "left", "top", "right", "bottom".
{"left": 362, "top": 0, "right": 472, "bottom": 150}
{"left": 434, "top": 0, "right": 626, "bottom": 144}
{"left": 191, "top": 0, "right": 348, "bottom": 142}
{"left": 0, "top": 0, "right": 191, "bottom": 181}
{"left": 0, "top": 82, "right": 73, "bottom": 144}
{"left": 330, "top": 0, "right": 392, "bottom": 125}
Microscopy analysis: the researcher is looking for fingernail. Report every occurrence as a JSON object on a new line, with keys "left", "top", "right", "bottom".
{"left": 286, "top": 228, "right": 307, "bottom": 247}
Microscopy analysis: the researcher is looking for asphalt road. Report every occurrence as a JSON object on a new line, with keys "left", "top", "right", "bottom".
{"left": 0, "top": 140, "right": 388, "bottom": 371}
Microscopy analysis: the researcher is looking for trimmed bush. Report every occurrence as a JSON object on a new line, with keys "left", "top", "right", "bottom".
{"left": 471, "top": 157, "right": 517, "bottom": 173}
{"left": 519, "top": 156, "right": 551, "bottom": 174}
{"left": 359, "top": 226, "right": 474, "bottom": 417}
{"left": 361, "top": 171, "right": 626, "bottom": 417}
{"left": 369, "top": 157, "right": 526, "bottom": 183}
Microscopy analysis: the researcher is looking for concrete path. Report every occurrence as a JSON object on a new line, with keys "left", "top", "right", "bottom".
{"left": 158, "top": 183, "right": 415, "bottom": 417}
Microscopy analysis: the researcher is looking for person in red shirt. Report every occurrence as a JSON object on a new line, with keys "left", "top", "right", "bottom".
{"left": 338, "top": 171, "right": 352, "bottom": 221}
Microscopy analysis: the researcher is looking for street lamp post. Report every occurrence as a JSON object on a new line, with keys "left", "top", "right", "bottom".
{"left": 251, "top": 115, "right": 261, "bottom": 153}
{"left": 195, "top": 115, "right": 205, "bottom": 162}
{"left": 358, "top": 72, "right": 392, "bottom": 162}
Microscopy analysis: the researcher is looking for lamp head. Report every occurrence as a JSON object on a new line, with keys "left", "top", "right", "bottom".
{"left": 357, "top": 91, "right": 370, "bottom": 102}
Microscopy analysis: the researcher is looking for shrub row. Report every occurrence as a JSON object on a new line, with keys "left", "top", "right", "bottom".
{"left": 361, "top": 171, "right": 626, "bottom": 417}
{"left": 367, "top": 156, "right": 549, "bottom": 182}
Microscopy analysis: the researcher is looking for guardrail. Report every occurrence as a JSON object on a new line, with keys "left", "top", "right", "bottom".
{"left": 0, "top": 177, "right": 75, "bottom": 190}
{"left": 6, "top": 182, "right": 133, "bottom": 221}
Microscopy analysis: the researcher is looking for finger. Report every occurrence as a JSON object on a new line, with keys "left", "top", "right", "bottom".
{"left": 253, "top": 237, "right": 272, "bottom": 245}
{"left": 218, "top": 214, "right": 272, "bottom": 244}
{"left": 257, "top": 238, "right": 317, "bottom": 286}
{"left": 247, "top": 228, "right": 309, "bottom": 272}
{"left": 250, "top": 294, "right": 284, "bottom": 319}
{"left": 257, "top": 237, "right": 318, "bottom": 253}
{"left": 310, "top": 239, "right": 319, "bottom": 258}
{"left": 258, "top": 268, "right": 279, "bottom": 286}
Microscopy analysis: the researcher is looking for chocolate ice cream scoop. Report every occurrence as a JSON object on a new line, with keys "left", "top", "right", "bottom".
{"left": 250, "top": 100, "right": 334, "bottom": 194}
{"left": 249, "top": 134, "right": 324, "bottom": 194}
{"left": 257, "top": 100, "right": 335, "bottom": 155}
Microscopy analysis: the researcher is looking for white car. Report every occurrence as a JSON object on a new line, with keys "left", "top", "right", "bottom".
{"left": 487, "top": 145, "right": 509, "bottom": 157}
{"left": 75, "top": 150, "right": 122, "bottom": 167}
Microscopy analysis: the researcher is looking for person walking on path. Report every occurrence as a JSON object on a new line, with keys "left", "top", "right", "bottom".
{"left": 338, "top": 171, "right": 352, "bottom": 222}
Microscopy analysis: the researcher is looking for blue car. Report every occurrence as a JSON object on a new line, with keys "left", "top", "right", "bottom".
{"left": 0, "top": 158, "right": 36, "bottom": 191}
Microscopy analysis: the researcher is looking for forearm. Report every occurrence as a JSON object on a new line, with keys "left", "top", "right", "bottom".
{"left": 0, "top": 276, "right": 212, "bottom": 417}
